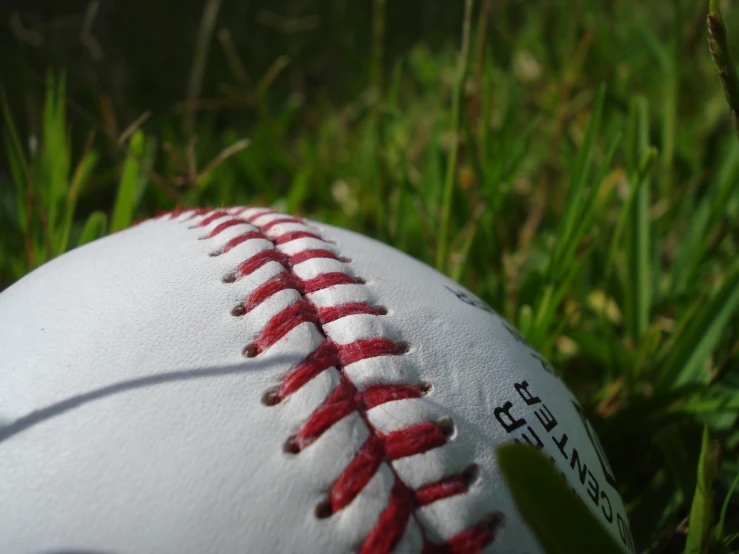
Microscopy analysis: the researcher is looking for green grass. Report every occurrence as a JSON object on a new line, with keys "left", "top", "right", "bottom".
{"left": 1, "top": 1, "right": 739, "bottom": 552}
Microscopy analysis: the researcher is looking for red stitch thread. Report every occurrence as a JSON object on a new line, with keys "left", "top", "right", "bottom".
{"left": 223, "top": 231, "right": 267, "bottom": 253}
{"left": 279, "top": 342, "right": 340, "bottom": 399}
{"left": 274, "top": 230, "right": 323, "bottom": 245}
{"left": 328, "top": 435, "right": 385, "bottom": 513}
{"left": 234, "top": 249, "right": 288, "bottom": 279}
{"left": 260, "top": 217, "right": 305, "bottom": 231}
{"left": 414, "top": 475, "right": 469, "bottom": 507}
{"left": 362, "top": 384, "right": 424, "bottom": 410}
{"left": 337, "top": 338, "right": 404, "bottom": 366}
{"left": 289, "top": 249, "right": 339, "bottom": 266}
{"left": 303, "top": 272, "right": 363, "bottom": 294}
{"left": 186, "top": 208, "right": 212, "bottom": 220}
{"left": 359, "top": 479, "right": 413, "bottom": 554}
{"left": 295, "top": 374, "right": 357, "bottom": 450}
{"left": 382, "top": 422, "right": 448, "bottom": 460}
{"left": 230, "top": 206, "right": 253, "bottom": 217}
{"left": 318, "top": 302, "right": 381, "bottom": 324}
{"left": 253, "top": 300, "right": 317, "bottom": 353}
{"left": 179, "top": 208, "right": 497, "bottom": 554}
{"left": 208, "top": 218, "right": 249, "bottom": 237}
{"left": 198, "top": 210, "right": 230, "bottom": 227}
{"left": 423, "top": 513, "right": 504, "bottom": 554}
{"left": 243, "top": 209, "right": 281, "bottom": 223}
{"left": 158, "top": 208, "right": 191, "bottom": 219}
{"left": 244, "top": 272, "right": 303, "bottom": 312}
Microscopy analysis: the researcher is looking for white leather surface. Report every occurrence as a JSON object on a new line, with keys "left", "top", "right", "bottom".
{"left": 0, "top": 208, "right": 633, "bottom": 553}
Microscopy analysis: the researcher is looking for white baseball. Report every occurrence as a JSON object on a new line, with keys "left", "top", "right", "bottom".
{"left": 0, "top": 207, "right": 633, "bottom": 554}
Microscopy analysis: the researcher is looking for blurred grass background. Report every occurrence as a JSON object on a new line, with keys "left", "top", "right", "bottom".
{"left": 1, "top": 0, "right": 739, "bottom": 552}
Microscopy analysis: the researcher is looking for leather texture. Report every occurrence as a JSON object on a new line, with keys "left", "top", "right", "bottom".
{"left": 0, "top": 207, "right": 633, "bottom": 553}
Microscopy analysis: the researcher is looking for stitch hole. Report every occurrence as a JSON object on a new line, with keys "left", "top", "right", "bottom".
{"left": 283, "top": 435, "right": 300, "bottom": 454}
{"left": 462, "top": 463, "right": 481, "bottom": 487}
{"left": 480, "top": 511, "right": 505, "bottom": 532}
{"left": 395, "top": 341, "right": 411, "bottom": 354}
{"left": 261, "top": 386, "right": 282, "bottom": 406}
{"left": 417, "top": 381, "right": 433, "bottom": 395}
{"left": 371, "top": 305, "right": 388, "bottom": 315}
{"left": 353, "top": 277, "right": 367, "bottom": 285}
{"left": 314, "top": 498, "right": 333, "bottom": 519}
{"left": 231, "top": 304, "right": 246, "bottom": 317}
{"left": 222, "top": 273, "right": 237, "bottom": 283}
{"left": 242, "top": 343, "right": 258, "bottom": 358}
{"left": 337, "top": 256, "right": 352, "bottom": 263}
{"left": 209, "top": 250, "right": 222, "bottom": 257}
{"left": 437, "top": 417, "right": 456, "bottom": 440}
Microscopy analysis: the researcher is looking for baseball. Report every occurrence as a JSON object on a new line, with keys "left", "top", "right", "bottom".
{"left": 0, "top": 207, "right": 633, "bottom": 553}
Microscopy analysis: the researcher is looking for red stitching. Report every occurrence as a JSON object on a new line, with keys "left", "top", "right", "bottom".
{"left": 414, "top": 475, "right": 470, "bottom": 507}
{"left": 243, "top": 208, "right": 281, "bottom": 223}
{"left": 303, "top": 272, "right": 362, "bottom": 293}
{"left": 337, "top": 338, "right": 404, "bottom": 366}
{"left": 198, "top": 210, "right": 230, "bottom": 226}
{"left": 183, "top": 208, "right": 500, "bottom": 553}
{"left": 360, "top": 480, "right": 413, "bottom": 554}
{"left": 423, "top": 514, "right": 504, "bottom": 554}
{"left": 279, "top": 341, "right": 340, "bottom": 399}
{"left": 208, "top": 218, "right": 250, "bottom": 237}
{"left": 289, "top": 249, "right": 339, "bottom": 265}
{"left": 318, "top": 302, "right": 380, "bottom": 324}
{"left": 230, "top": 206, "right": 252, "bottom": 217}
{"left": 235, "top": 249, "right": 289, "bottom": 280}
{"left": 260, "top": 217, "right": 306, "bottom": 231}
{"left": 156, "top": 208, "right": 191, "bottom": 219}
{"left": 253, "top": 300, "right": 318, "bottom": 354}
{"left": 274, "top": 230, "right": 323, "bottom": 244}
{"left": 185, "top": 208, "right": 212, "bottom": 220}
{"left": 244, "top": 272, "right": 303, "bottom": 312}
{"left": 295, "top": 374, "right": 357, "bottom": 450}
{"left": 328, "top": 435, "right": 385, "bottom": 512}
{"left": 223, "top": 231, "right": 267, "bottom": 253}
{"left": 362, "top": 384, "right": 424, "bottom": 410}
{"left": 382, "top": 421, "right": 448, "bottom": 460}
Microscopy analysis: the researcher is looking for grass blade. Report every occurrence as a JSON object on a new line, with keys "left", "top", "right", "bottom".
{"left": 40, "top": 72, "right": 71, "bottom": 259}
{"left": 657, "top": 262, "right": 739, "bottom": 388}
{"left": 624, "top": 97, "right": 652, "bottom": 340}
{"left": 684, "top": 425, "right": 719, "bottom": 554}
{"left": 77, "top": 211, "right": 108, "bottom": 247}
{"left": 497, "top": 443, "right": 627, "bottom": 554}
{"left": 549, "top": 84, "right": 605, "bottom": 281}
{"left": 0, "top": 88, "right": 31, "bottom": 234}
{"left": 714, "top": 472, "right": 739, "bottom": 543}
{"left": 667, "top": 198, "right": 711, "bottom": 299}
{"left": 111, "top": 130, "right": 147, "bottom": 232}
{"left": 707, "top": 0, "right": 739, "bottom": 142}
{"left": 57, "top": 137, "right": 98, "bottom": 256}
{"left": 436, "top": 0, "right": 473, "bottom": 272}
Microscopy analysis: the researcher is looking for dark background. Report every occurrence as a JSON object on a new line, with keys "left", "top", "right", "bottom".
{"left": 0, "top": 1, "right": 475, "bottom": 125}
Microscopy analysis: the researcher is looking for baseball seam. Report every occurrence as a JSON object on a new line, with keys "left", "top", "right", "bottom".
{"left": 158, "top": 207, "right": 503, "bottom": 554}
